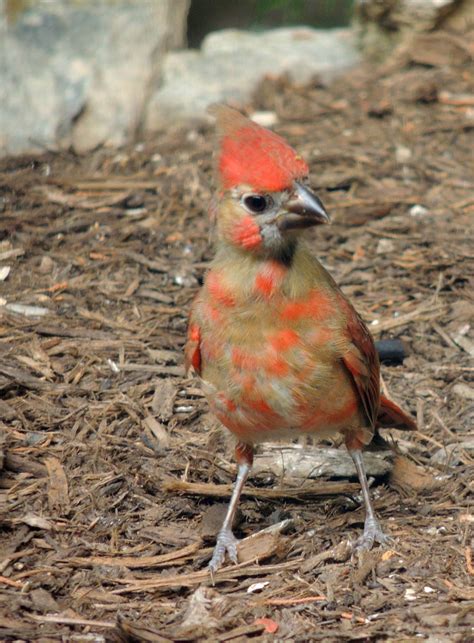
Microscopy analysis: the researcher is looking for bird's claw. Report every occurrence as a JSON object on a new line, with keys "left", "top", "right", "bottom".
{"left": 209, "top": 528, "right": 240, "bottom": 574}
{"left": 352, "top": 516, "right": 393, "bottom": 553}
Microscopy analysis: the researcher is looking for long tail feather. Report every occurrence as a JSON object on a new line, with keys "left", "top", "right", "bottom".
{"left": 376, "top": 395, "right": 417, "bottom": 430}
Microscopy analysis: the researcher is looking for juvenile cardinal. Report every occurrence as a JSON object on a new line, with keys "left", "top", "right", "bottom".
{"left": 185, "top": 105, "right": 416, "bottom": 572}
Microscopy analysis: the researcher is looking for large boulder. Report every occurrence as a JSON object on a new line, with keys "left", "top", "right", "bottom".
{"left": 0, "top": 0, "right": 189, "bottom": 156}
{"left": 354, "top": 0, "right": 471, "bottom": 60}
{"left": 145, "top": 27, "right": 360, "bottom": 132}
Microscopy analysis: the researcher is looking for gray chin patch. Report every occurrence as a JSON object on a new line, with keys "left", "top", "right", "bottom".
{"left": 261, "top": 224, "right": 284, "bottom": 251}
{"left": 260, "top": 226, "right": 297, "bottom": 265}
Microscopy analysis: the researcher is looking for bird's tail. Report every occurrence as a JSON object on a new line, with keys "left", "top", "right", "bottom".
{"left": 376, "top": 395, "right": 417, "bottom": 431}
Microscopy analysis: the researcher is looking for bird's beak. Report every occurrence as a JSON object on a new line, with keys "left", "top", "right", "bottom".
{"left": 277, "top": 181, "right": 330, "bottom": 231}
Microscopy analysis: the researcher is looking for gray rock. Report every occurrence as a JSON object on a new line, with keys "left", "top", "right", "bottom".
{"left": 354, "top": 0, "right": 463, "bottom": 60}
{"left": 145, "top": 27, "right": 360, "bottom": 132}
{"left": 0, "top": 0, "right": 189, "bottom": 156}
{"left": 432, "top": 438, "right": 474, "bottom": 466}
{"left": 452, "top": 383, "right": 474, "bottom": 401}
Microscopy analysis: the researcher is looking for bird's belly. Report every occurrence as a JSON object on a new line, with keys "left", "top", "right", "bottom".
{"left": 200, "top": 331, "right": 360, "bottom": 445}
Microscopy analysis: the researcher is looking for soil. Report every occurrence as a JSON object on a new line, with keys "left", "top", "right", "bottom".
{"left": 0, "top": 29, "right": 473, "bottom": 642}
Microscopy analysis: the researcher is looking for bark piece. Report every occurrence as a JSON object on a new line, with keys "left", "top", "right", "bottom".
{"left": 254, "top": 444, "right": 393, "bottom": 480}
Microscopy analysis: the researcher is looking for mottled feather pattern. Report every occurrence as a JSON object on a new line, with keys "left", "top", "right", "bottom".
{"left": 189, "top": 242, "right": 369, "bottom": 445}
{"left": 186, "top": 103, "right": 417, "bottom": 571}
{"left": 185, "top": 104, "right": 416, "bottom": 452}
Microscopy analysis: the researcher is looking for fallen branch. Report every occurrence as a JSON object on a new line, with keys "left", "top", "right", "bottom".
{"left": 163, "top": 478, "right": 359, "bottom": 501}
{"left": 112, "top": 559, "right": 303, "bottom": 594}
{"left": 254, "top": 444, "right": 392, "bottom": 479}
{"left": 65, "top": 541, "right": 201, "bottom": 569}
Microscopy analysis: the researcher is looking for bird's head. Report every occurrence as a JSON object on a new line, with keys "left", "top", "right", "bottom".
{"left": 209, "top": 104, "right": 329, "bottom": 260}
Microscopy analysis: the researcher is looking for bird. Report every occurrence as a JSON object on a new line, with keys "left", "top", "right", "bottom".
{"left": 185, "top": 104, "right": 417, "bottom": 573}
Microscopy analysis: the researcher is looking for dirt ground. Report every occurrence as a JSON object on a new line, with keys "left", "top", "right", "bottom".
{"left": 0, "top": 29, "right": 473, "bottom": 642}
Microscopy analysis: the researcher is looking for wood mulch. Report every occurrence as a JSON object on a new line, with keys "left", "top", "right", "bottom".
{"left": 0, "top": 29, "right": 473, "bottom": 642}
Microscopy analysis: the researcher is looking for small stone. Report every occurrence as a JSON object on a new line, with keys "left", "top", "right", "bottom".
{"left": 247, "top": 581, "right": 270, "bottom": 594}
{"left": 38, "top": 256, "right": 55, "bottom": 274}
{"left": 250, "top": 111, "right": 278, "bottom": 127}
{"left": 6, "top": 303, "right": 50, "bottom": 317}
{"left": 431, "top": 438, "right": 474, "bottom": 465}
{"left": 0, "top": 266, "right": 11, "bottom": 281}
{"left": 409, "top": 204, "right": 429, "bottom": 217}
{"left": 404, "top": 588, "right": 417, "bottom": 601}
{"left": 395, "top": 145, "right": 412, "bottom": 163}
{"left": 452, "top": 383, "right": 474, "bottom": 401}
{"left": 376, "top": 238, "right": 396, "bottom": 254}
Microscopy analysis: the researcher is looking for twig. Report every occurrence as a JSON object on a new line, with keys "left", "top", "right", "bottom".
{"left": 29, "top": 614, "right": 115, "bottom": 628}
{"left": 0, "top": 547, "right": 36, "bottom": 574}
{"left": 370, "top": 304, "right": 446, "bottom": 335}
{"left": 163, "top": 478, "right": 359, "bottom": 500}
{"left": 65, "top": 541, "right": 201, "bottom": 569}
{"left": 0, "top": 574, "right": 25, "bottom": 589}
{"left": 112, "top": 559, "right": 304, "bottom": 594}
{"left": 432, "top": 323, "right": 458, "bottom": 350}
{"left": 261, "top": 595, "right": 326, "bottom": 606}
{"left": 439, "top": 92, "right": 474, "bottom": 107}
{"left": 340, "top": 612, "right": 368, "bottom": 624}
{"left": 465, "top": 546, "right": 474, "bottom": 576}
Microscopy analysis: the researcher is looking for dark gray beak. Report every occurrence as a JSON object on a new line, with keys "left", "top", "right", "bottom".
{"left": 277, "top": 181, "right": 330, "bottom": 231}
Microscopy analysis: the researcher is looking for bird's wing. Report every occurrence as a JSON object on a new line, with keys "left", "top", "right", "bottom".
{"left": 341, "top": 303, "right": 380, "bottom": 429}
{"left": 184, "top": 301, "right": 202, "bottom": 376}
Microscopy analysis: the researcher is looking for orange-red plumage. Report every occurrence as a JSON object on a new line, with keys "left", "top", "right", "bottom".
{"left": 186, "top": 105, "right": 417, "bottom": 571}
{"left": 209, "top": 104, "right": 308, "bottom": 191}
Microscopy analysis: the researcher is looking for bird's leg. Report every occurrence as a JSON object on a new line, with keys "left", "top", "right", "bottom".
{"left": 348, "top": 448, "right": 392, "bottom": 551}
{"left": 208, "top": 442, "right": 254, "bottom": 574}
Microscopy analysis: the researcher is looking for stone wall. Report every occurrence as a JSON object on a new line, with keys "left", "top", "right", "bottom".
{"left": 0, "top": 0, "right": 189, "bottom": 156}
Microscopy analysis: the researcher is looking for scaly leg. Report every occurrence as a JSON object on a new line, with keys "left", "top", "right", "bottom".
{"left": 208, "top": 442, "right": 253, "bottom": 573}
{"left": 349, "top": 448, "right": 392, "bottom": 551}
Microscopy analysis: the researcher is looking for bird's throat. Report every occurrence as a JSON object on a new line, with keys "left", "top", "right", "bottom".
{"left": 211, "top": 238, "right": 326, "bottom": 305}
{"left": 269, "top": 238, "right": 297, "bottom": 267}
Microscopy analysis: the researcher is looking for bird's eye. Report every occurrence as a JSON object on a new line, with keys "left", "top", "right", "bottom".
{"left": 242, "top": 194, "right": 271, "bottom": 214}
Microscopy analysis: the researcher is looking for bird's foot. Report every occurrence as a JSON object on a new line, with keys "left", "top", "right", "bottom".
{"left": 208, "top": 527, "right": 240, "bottom": 574}
{"left": 353, "top": 516, "right": 393, "bottom": 553}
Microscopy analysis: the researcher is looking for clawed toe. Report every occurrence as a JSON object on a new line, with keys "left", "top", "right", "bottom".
{"left": 352, "top": 517, "right": 393, "bottom": 553}
{"left": 209, "top": 528, "right": 240, "bottom": 573}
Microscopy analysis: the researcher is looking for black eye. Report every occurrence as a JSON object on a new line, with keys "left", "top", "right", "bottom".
{"left": 243, "top": 194, "right": 271, "bottom": 214}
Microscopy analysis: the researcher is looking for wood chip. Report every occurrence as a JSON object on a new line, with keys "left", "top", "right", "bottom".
{"left": 0, "top": 248, "right": 24, "bottom": 261}
{"left": 45, "top": 457, "right": 70, "bottom": 515}
{"left": 237, "top": 522, "right": 288, "bottom": 564}
{"left": 389, "top": 455, "right": 439, "bottom": 492}
{"left": 18, "top": 513, "right": 53, "bottom": 530}
{"left": 151, "top": 378, "right": 177, "bottom": 421}
{"left": 143, "top": 415, "right": 170, "bottom": 450}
